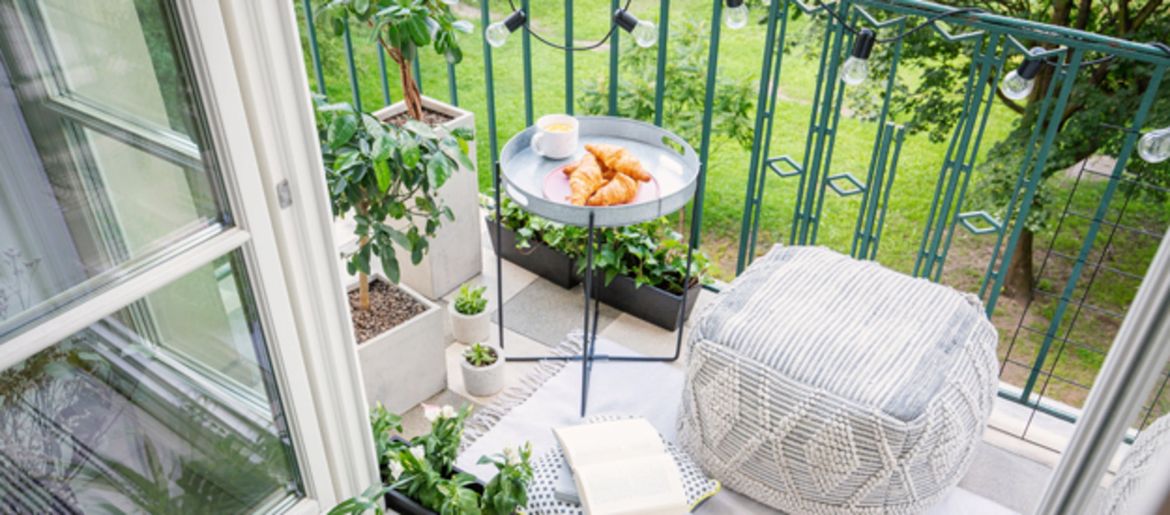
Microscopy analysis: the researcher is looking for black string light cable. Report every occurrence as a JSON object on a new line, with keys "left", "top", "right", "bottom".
{"left": 486, "top": 0, "right": 652, "bottom": 51}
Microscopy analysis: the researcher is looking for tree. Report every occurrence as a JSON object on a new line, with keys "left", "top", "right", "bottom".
{"left": 845, "top": 0, "right": 1170, "bottom": 300}
{"left": 317, "top": 0, "right": 473, "bottom": 120}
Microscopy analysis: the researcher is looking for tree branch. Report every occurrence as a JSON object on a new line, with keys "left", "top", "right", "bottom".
{"left": 1128, "top": 0, "right": 1165, "bottom": 33}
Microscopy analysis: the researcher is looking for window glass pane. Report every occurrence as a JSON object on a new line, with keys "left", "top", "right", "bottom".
{"left": 0, "top": 252, "right": 301, "bottom": 512}
{"left": 0, "top": 0, "right": 227, "bottom": 336}
{"left": 32, "top": 0, "right": 198, "bottom": 137}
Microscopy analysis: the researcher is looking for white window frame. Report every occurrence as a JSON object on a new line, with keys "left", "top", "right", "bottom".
{"left": 0, "top": 0, "right": 378, "bottom": 511}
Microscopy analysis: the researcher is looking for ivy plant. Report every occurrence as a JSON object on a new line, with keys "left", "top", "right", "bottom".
{"left": 317, "top": 0, "right": 472, "bottom": 120}
{"left": 315, "top": 96, "right": 473, "bottom": 310}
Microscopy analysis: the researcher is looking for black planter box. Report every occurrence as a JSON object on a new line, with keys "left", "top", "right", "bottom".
{"left": 591, "top": 274, "right": 701, "bottom": 331}
{"left": 383, "top": 437, "right": 485, "bottom": 514}
{"left": 485, "top": 217, "right": 580, "bottom": 289}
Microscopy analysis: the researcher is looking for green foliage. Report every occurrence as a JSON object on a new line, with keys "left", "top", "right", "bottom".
{"left": 454, "top": 283, "right": 488, "bottom": 315}
{"left": 485, "top": 196, "right": 712, "bottom": 293}
{"left": 316, "top": 0, "right": 472, "bottom": 66}
{"left": 463, "top": 342, "right": 498, "bottom": 367}
{"left": 478, "top": 443, "right": 534, "bottom": 515}
{"left": 820, "top": 1, "right": 1170, "bottom": 231}
{"left": 580, "top": 20, "right": 756, "bottom": 151}
{"left": 315, "top": 96, "right": 473, "bottom": 283}
{"left": 333, "top": 404, "right": 533, "bottom": 514}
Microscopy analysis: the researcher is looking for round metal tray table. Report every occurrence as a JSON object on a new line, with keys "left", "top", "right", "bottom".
{"left": 489, "top": 116, "right": 705, "bottom": 416}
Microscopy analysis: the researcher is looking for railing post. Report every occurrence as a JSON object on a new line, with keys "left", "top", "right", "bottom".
{"left": 693, "top": 0, "right": 724, "bottom": 248}
{"left": 479, "top": 0, "right": 499, "bottom": 165}
{"left": 301, "top": 0, "right": 326, "bottom": 96}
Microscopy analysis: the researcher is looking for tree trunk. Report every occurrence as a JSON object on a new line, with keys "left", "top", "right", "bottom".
{"left": 396, "top": 55, "right": 424, "bottom": 121}
{"left": 1003, "top": 228, "right": 1035, "bottom": 302}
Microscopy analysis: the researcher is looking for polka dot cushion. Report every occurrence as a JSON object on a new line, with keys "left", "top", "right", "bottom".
{"left": 524, "top": 417, "right": 720, "bottom": 514}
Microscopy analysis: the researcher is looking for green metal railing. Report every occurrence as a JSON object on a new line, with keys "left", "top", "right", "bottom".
{"left": 295, "top": 0, "right": 1170, "bottom": 438}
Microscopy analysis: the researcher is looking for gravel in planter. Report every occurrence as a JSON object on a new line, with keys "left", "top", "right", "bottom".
{"left": 348, "top": 279, "right": 428, "bottom": 343}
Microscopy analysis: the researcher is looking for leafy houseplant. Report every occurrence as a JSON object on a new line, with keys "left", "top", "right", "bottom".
{"left": 330, "top": 403, "right": 533, "bottom": 515}
{"left": 315, "top": 96, "right": 472, "bottom": 311}
{"left": 317, "top": 0, "right": 472, "bottom": 121}
{"left": 450, "top": 283, "right": 490, "bottom": 344}
{"left": 461, "top": 342, "right": 505, "bottom": 397}
{"left": 485, "top": 196, "right": 712, "bottom": 329}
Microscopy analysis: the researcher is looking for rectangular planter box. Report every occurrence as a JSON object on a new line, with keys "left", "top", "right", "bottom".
{"left": 383, "top": 436, "right": 486, "bottom": 515}
{"left": 374, "top": 96, "right": 480, "bottom": 301}
{"left": 485, "top": 217, "right": 580, "bottom": 289}
{"left": 590, "top": 274, "right": 701, "bottom": 331}
{"left": 352, "top": 274, "right": 446, "bottom": 414}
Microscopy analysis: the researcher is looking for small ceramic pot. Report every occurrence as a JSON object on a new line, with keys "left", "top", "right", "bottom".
{"left": 449, "top": 302, "right": 490, "bottom": 344}
{"left": 461, "top": 344, "right": 506, "bottom": 397}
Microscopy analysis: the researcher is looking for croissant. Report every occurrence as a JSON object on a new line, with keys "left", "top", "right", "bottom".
{"left": 586, "top": 171, "right": 638, "bottom": 206}
{"left": 585, "top": 143, "right": 652, "bottom": 182}
{"left": 567, "top": 153, "right": 606, "bottom": 206}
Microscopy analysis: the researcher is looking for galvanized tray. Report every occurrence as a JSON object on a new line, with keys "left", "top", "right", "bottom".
{"left": 499, "top": 116, "right": 700, "bottom": 227}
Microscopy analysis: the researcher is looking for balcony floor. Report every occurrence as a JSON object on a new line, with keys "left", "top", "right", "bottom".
{"left": 395, "top": 221, "right": 1081, "bottom": 514}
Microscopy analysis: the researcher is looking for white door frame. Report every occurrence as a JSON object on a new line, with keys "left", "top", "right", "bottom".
{"left": 0, "top": 0, "right": 378, "bottom": 510}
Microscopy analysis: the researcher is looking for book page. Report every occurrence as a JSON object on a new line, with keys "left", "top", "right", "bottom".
{"left": 553, "top": 419, "right": 665, "bottom": 469}
{"left": 575, "top": 455, "right": 688, "bottom": 515}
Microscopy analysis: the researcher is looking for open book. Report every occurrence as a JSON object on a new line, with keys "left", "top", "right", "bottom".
{"left": 553, "top": 419, "right": 688, "bottom": 515}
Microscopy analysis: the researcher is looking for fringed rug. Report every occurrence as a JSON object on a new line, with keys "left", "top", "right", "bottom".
{"left": 456, "top": 333, "right": 1016, "bottom": 514}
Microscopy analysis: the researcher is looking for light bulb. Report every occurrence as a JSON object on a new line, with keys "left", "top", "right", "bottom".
{"left": 1138, "top": 127, "right": 1170, "bottom": 163}
{"left": 999, "top": 69, "right": 1034, "bottom": 100}
{"left": 485, "top": 10, "right": 525, "bottom": 48}
{"left": 631, "top": 20, "right": 658, "bottom": 48}
{"left": 839, "top": 56, "right": 869, "bottom": 86}
{"left": 614, "top": 9, "right": 657, "bottom": 48}
{"left": 761, "top": 0, "right": 771, "bottom": 6}
{"left": 1000, "top": 47, "right": 1045, "bottom": 101}
{"left": 725, "top": 3, "right": 749, "bottom": 29}
{"left": 839, "top": 28, "right": 875, "bottom": 86}
{"left": 442, "top": 0, "right": 457, "bottom": 5}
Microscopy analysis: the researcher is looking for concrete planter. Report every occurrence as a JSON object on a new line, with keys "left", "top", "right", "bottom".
{"left": 350, "top": 273, "right": 446, "bottom": 414}
{"left": 374, "top": 96, "right": 480, "bottom": 300}
{"left": 460, "top": 344, "right": 506, "bottom": 397}
{"left": 448, "top": 302, "right": 490, "bottom": 345}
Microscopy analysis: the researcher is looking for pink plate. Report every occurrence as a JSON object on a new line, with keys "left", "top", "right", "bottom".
{"left": 542, "top": 166, "right": 660, "bottom": 206}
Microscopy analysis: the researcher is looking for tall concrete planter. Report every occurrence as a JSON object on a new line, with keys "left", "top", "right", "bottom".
{"left": 349, "top": 273, "right": 447, "bottom": 414}
{"left": 374, "top": 96, "right": 480, "bottom": 300}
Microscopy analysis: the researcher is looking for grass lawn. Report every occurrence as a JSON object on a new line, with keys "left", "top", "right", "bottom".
{"left": 294, "top": 0, "right": 1169, "bottom": 421}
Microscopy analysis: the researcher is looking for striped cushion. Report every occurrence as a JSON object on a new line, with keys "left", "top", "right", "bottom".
{"left": 697, "top": 245, "right": 991, "bottom": 421}
{"left": 679, "top": 245, "right": 998, "bottom": 514}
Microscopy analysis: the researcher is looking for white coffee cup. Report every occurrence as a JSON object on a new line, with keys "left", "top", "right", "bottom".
{"left": 530, "top": 114, "right": 578, "bottom": 160}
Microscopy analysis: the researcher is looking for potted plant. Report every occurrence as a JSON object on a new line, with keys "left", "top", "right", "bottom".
{"left": 316, "top": 96, "right": 473, "bottom": 413}
{"left": 319, "top": 0, "right": 480, "bottom": 300}
{"left": 461, "top": 342, "right": 505, "bottom": 397}
{"left": 450, "top": 283, "right": 489, "bottom": 344}
{"left": 330, "top": 403, "right": 533, "bottom": 515}
{"left": 483, "top": 195, "right": 585, "bottom": 289}
{"left": 584, "top": 218, "right": 710, "bottom": 331}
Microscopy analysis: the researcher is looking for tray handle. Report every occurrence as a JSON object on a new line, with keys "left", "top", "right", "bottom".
{"left": 660, "top": 134, "right": 688, "bottom": 157}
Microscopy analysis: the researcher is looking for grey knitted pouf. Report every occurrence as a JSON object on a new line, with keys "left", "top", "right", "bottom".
{"left": 678, "top": 246, "right": 998, "bottom": 514}
{"left": 1098, "top": 413, "right": 1170, "bottom": 514}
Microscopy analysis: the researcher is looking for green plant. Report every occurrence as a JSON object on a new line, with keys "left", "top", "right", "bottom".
{"left": 454, "top": 284, "right": 488, "bottom": 315}
{"left": 332, "top": 404, "right": 535, "bottom": 514}
{"left": 580, "top": 20, "right": 755, "bottom": 151}
{"left": 483, "top": 196, "right": 712, "bottom": 294}
{"left": 463, "top": 343, "right": 498, "bottom": 367}
{"left": 317, "top": 0, "right": 472, "bottom": 120}
{"left": 478, "top": 444, "right": 534, "bottom": 515}
{"left": 315, "top": 96, "right": 473, "bottom": 310}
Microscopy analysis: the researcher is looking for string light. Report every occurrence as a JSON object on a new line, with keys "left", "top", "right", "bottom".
{"left": 725, "top": 0, "right": 749, "bottom": 30}
{"left": 614, "top": 9, "right": 658, "bottom": 48}
{"left": 839, "top": 29, "right": 875, "bottom": 86}
{"left": 1139, "top": 127, "right": 1170, "bottom": 163}
{"left": 485, "top": 10, "right": 525, "bottom": 48}
{"left": 999, "top": 47, "right": 1045, "bottom": 101}
{"left": 488, "top": 0, "right": 656, "bottom": 51}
